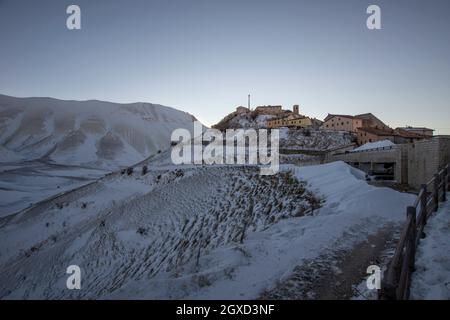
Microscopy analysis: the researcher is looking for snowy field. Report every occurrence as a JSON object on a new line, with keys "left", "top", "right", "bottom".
{"left": 0, "top": 161, "right": 108, "bottom": 217}
{"left": 0, "top": 160, "right": 415, "bottom": 299}
{"left": 411, "top": 196, "right": 450, "bottom": 300}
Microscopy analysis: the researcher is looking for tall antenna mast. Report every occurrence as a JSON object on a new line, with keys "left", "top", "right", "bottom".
{"left": 248, "top": 94, "right": 251, "bottom": 110}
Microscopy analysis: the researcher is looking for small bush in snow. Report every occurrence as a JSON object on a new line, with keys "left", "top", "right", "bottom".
{"left": 142, "top": 165, "right": 148, "bottom": 175}
{"left": 197, "top": 275, "right": 211, "bottom": 288}
{"left": 137, "top": 227, "right": 149, "bottom": 236}
{"left": 127, "top": 167, "right": 133, "bottom": 176}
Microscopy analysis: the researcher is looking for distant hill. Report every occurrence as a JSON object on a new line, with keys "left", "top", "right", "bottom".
{"left": 0, "top": 94, "right": 198, "bottom": 169}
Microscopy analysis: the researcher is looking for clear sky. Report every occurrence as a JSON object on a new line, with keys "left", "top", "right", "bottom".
{"left": 1, "top": 0, "right": 449, "bottom": 133}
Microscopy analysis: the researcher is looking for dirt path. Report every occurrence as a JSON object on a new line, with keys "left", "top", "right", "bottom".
{"left": 260, "top": 225, "right": 401, "bottom": 300}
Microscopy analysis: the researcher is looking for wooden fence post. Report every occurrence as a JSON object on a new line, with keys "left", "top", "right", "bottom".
{"left": 405, "top": 206, "right": 417, "bottom": 300}
{"left": 397, "top": 207, "right": 416, "bottom": 299}
{"left": 433, "top": 173, "right": 439, "bottom": 212}
{"left": 420, "top": 184, "right": 428, "bottom": 226}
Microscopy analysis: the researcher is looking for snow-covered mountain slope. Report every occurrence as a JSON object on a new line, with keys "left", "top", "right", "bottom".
{"left": 0, "top": 161, "right": 415, "bottom": 299}
{"left": 0, "top": 94, "right": 197, "bottom": 169}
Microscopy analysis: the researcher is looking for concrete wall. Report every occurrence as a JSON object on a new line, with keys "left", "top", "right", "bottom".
{"left": 407, "top": 136, "right": 450, "bottom": 189}
{"left": 329, "top": 147, "right": 405, "bottom": 183}
{"left": 327, "top": 136, "right": 450, "bottom": 189}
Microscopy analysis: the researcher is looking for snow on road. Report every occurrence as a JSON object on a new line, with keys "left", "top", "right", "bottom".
{"left": 411, "top": 195, "right": 450, "bottom": 299}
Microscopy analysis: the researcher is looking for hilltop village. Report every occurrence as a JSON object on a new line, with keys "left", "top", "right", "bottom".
{"left": 212, "top": 103, "right": 450, "bottom": 190}
{"left": 212, "top": 104, "right": 434, "bottom": 146}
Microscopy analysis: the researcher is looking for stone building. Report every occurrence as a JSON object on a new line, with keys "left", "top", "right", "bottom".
{"left": 393, "top": 128, "right": 427, "bottom": 144}
{"left": 356, "top": 127, "right": 396, "bottom": 145}
{"left": 322, "top": 113, "right": 389, "bottom": 133}
{"left": 354, "top": 113, "right": 390, "bottom": 130}
{"left": 267, "top": 114, "right": 312, "bottom": 129}
{"left": 397, "top": 126, "right": 434, "bottom": 137}
{"left": 322, "top": 114, "right": 361, "bottom": 132}
{"left": 356, "top": 127, "right": 428, "bottom": 146}
{"left": 254, "top": 105, "right": 283, "bottom": 115}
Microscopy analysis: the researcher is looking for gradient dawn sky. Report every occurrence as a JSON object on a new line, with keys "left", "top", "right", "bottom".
{"left": 0, "top": 0, "right": 449, "bottom": 133}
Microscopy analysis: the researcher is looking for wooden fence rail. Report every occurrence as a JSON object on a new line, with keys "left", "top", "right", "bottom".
{"left": 379, "top": 163, "right": 450, "bottom": 300}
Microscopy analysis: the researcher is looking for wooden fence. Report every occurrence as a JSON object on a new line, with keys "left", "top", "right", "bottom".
{"left": 379, "top": 163, "right": 450, "bottom": 300}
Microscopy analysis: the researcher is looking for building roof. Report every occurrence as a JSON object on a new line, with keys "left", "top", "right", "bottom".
{"left": 354, "top": 113, "right": 375, "bottom": 119}
{"left": 397, "top": 127, "right": 435, "bottom": 131}
{"left": 357, "top": 127, "right": 395, "bottom": 136}
{"left": 394, "top": 128, "right": 426, "bottom": 138}
{"left": 354, "top": 113, "right": 389, "bottom": 127}
{"left": 255, "top": 105, "right": 283, "bottom": 109}
{"left": 324, "top": 114, "right": 355, "bottom": 122}
{"left": 358, "top": 126, "right": 426, "bottom": 139}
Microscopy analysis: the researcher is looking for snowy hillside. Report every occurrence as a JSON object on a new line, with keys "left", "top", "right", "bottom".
{"left": 279, "top": 128, "right": 354, "bottom": 151}
{"left": 0, "top": 94, "right": 197, "bottom": 169}
{"left": 227, "top": 113, "right": 277, "bottom": 129}
{"left": 0, "top": 160, "right": 415, "bottom": 299}
{"left": 213, "top": 111, "right": 278, "bottom": 130}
